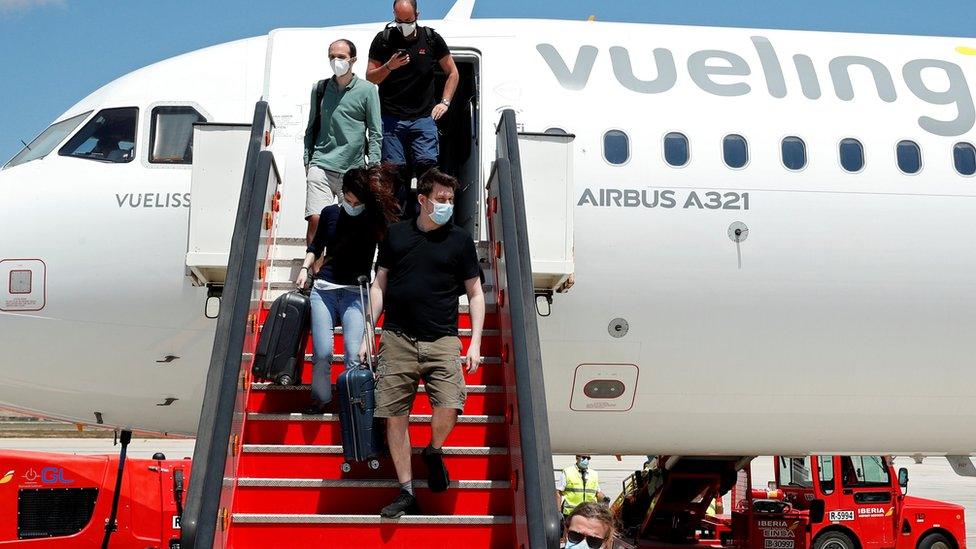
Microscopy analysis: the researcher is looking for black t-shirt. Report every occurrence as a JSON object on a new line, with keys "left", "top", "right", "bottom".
{"left": 368, "top": 26, "right": 450, "bottom": 120}
{"left": 377, "top": 219, "right": 480, "bottom": 340}
{"left": 307, "top": 205, "right": 379, "bottom": 286}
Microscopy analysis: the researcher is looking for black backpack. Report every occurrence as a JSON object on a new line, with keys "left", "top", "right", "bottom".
{"left": 309, "top": 78, "right": 328, "bottom": 151}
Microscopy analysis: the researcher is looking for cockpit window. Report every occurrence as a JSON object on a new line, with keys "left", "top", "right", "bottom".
{"left": 4, "top": 111, "right": 91, "bottom": 169}
{"left": 59, "top": 107, "right": 138, "bottom": 163}
{"left": 149, "top": 106, "right": 206, "bottom": 164}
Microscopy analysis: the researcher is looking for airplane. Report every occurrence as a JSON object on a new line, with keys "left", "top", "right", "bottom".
{"left": 2, "top": 0, "right": 976, "bottom": 460}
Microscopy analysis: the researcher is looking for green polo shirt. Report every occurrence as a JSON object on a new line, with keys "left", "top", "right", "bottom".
{"left": 303, "top": 75, "right": 382, "bottom": 172}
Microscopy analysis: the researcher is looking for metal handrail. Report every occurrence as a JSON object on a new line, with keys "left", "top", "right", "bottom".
{"left": 180, "top": 102, "right": 277, "bottom": 549}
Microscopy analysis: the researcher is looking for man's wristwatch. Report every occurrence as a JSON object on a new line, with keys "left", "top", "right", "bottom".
{"left": 440, "top": 99, "right": 451, "bottom": 107}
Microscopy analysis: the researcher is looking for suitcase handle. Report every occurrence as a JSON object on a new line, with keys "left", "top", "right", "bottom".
{"left": 357, "top": 275, "right": 376, "bottom": 373}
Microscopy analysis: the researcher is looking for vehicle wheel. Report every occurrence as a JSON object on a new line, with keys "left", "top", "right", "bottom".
{"left": 368, "top": 459, "right": 381, "bottom": 470}
{"left": 813, "top": 531, "right": 856, "bottom": 549}
{"left": 340, "top": 462, "right": 352, "bottom": 473}
{"left": 918, "top": 532, "right": 954, "bottom": 549}
{"left": 276, "top": 373, "right": 293, "bottom": 386}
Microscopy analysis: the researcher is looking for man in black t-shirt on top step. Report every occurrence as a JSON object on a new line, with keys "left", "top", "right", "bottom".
{"left": 360, "top": 168, "right": 485, "bottom": 518}
{"left": 367, "top": 0, "right": 459, "bottom": 216}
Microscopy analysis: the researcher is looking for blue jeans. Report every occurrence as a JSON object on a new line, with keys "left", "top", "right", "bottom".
{"left": 381, "top": 115, "right": 440, "bottom": 167}
{"left": 309, "top": 287, "right": 365, "bottom": 405}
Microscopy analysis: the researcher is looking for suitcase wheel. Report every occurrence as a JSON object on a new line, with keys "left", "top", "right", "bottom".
{"left": 276, "top": 373, "right": 293, "bottom": 386}
{"left": 368, "top": 459, "right": 381, "bottom": 470}
{"left": 340, "top": 462, "right": 352, "bottom": 473}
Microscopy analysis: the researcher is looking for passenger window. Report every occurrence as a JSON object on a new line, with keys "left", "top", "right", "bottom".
{"left": 839, "top": 138, "right": 864, "bottom": 173}
{"left": 954, "top": 142, "right": 976, "bottom": 176}
{"left": 818, "top": 456, "right": 835, "bottom": 495}
{"left": 603, "top": 130, "right": 629, "bottom": 165}
{"left": 778, "top": 457, "right": 813, "bottom": 488}
{"left": 781, "top": 136, "right": 807, "bottom": 171}
{"left": 5, "top": 111, "right": 91, "bottom": 169}
{"left": 723, "top": 134, "right": 748, "bottom": 169}
{"left": 664, "top": 132, "right": 689, "bottom": 167}
{"left": 59, "top": 107, "right": 138, "bottom": 163}
{"left": 896, "top": 140, "right": 922, "bottom": 174}
{"left": 842, "top": 456, "right": 890, "bottom": 487}
{"left": 149, "top": 106, "right": 206, "bottom": 164}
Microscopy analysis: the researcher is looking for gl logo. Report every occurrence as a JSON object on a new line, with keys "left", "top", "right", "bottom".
{"left": 40, "top": 467, "right": 74, "bottom": 485}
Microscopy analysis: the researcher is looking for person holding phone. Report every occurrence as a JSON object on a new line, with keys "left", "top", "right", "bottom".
{"left": 366, "top": 0, "right": 459, "bottom": 216}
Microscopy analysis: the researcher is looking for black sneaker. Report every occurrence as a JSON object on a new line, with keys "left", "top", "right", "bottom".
{"left": 380, "top": 489, "right": 418, "bottom": 519}
{"left": 302, "top": 403, "right": 327, "bottom": 415}
{"left": 422, "top": 445, "right": 450, "bottom": 493}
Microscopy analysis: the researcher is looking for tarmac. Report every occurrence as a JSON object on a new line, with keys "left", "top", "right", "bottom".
{"left": 0, "top": 438, "right": 972, "bottom": 545}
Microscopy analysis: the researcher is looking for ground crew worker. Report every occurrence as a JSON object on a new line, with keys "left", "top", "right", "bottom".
{"left": 557, "top": 455, "right": 607, "bottom": 518}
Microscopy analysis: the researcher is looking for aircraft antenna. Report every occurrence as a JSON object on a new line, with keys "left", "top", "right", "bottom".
{"left": 444, "top": 0, "right": 475, "bottom": 20}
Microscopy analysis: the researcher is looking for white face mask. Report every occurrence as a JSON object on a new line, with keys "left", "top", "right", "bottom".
{"left": 330, "top": 58, "right": 350, "bottom": 76}
{"left": 397, "top": 21, "right": 417, "bottom": 37}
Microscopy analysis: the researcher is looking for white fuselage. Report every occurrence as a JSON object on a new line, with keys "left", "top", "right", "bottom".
{"left": 1, "top": 19, "right": 975, "bottom": 455}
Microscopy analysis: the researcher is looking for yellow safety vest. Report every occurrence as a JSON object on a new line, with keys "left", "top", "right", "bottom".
{"left": 561, "top": 466, "right": 599, "bottom": 516}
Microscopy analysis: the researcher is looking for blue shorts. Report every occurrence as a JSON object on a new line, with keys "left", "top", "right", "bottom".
{"left": 381, "top": 115, "right": 439, "bottom": 167}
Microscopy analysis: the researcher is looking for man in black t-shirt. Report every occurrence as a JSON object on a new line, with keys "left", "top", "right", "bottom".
{"left": 366, "top": 0, "right": 459, "bottom": 212}
{"left": 362, "top": 168, "right": 484, "bottom": 518}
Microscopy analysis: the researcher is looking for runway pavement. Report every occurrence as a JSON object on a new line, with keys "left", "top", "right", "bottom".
{"left": 0, "top": 439, "right": 972, "bottom": 545}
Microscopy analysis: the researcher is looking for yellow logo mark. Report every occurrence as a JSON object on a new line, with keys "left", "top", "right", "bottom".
{"left": 957, "top": 46, "right": 976, "bottom": 56}
{"left": 0, "top": 470, "right": 14, "bottom": 485}
{"left": 886, "top": 507, "right": 894, "bottom": 517}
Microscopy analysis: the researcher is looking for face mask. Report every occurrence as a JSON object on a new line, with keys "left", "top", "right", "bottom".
{"left": 578, "top": 458, "right": 590, "bottom": 469}
{"left": 564, "top": 539, "right": 591, "bottom": 549}
{"left": 397, "top": 21, "right": 417, "bottom": 37}
{"left": 331, "top": 58, "right": 350, "bottom": 76}
{"left": 427, "top": 200, "right": 453, "bottom": 225}
{"left": 342, "top": 201, "right": 365, "bottom": 217}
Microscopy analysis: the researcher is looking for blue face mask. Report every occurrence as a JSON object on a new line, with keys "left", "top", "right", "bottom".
{"left": 342, "top": 201, "right": 365, "bottom": 217}
{"left": 578, "top": 458, "right": 590, "bottom": 469}
{"left": 564, "top": 539, "right": 590, "bottom": 549}
{"left": 428, "top": 200, "right": 453, "bottom": 225}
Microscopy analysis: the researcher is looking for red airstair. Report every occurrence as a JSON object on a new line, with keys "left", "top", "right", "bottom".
{"left": 179, "top": 106, "right": 560, "bottom": 548}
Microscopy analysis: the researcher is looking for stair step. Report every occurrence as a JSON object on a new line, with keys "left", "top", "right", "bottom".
{"left": 247, "top": 413, "right": 503, "bottom": 423}
{"left": 227, "top": 515, "right": 514, "bottom": 548}
{"left": 237, "top": 478, "right": 509, "bottom": 489}
{"left": 239, "top": 445, "right": 511, "bottom": 479}
{"left": 243, "top": 414, "right": 509, "bottom": 446}
{"left": 233, "top": 478, "right": 514, "bottom": 515}
{"left": 232, "top": 513, "right": 512, "bottom": 524}
{"left": 249, "top": 357, "right": 505, "bottom": 386}
{"left": 248, "top": 384, "right": 505, "bottom": 415}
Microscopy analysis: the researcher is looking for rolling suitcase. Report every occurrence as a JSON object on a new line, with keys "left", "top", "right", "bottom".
{"left": 335, "top": 276, "right": 382, "bottom": 472}
{"left": 252, "top": 290, "right": 310, "bottom": 386}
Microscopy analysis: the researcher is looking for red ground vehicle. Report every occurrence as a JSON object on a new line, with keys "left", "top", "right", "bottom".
{"left": 0, "top": 449, "right": 189, "bottom": 548}
{"left": 613, "top": 455, "right": 966, "bottom": 549}
{"left": 774, "top": 455, "right": 966, "bottom": 549}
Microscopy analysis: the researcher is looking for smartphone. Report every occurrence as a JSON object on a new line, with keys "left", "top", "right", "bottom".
{"left": 394, "top": 48, "right": 409, "bottom": 57}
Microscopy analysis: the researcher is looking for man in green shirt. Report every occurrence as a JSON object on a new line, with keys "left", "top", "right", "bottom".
{"left": 303, "top": 39, "right": 383, "bottom": 243}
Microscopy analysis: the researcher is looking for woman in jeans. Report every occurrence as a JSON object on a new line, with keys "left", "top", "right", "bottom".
{"left": 296, "top": 164, "right": 399, "bottom": 414}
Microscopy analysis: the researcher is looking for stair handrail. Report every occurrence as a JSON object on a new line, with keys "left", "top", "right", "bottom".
{"left": 180, "top": 101, "right": 278, "bottom": 549}
{"left": 492, "top": 109, "right": 562, "bottom": 548}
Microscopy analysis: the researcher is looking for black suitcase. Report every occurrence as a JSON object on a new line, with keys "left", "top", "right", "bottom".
{"left": 336, "top": 276, "right": 382, "bottom": 472}
{"left": 252, "top": 290, "right": 310, "bottom": 386}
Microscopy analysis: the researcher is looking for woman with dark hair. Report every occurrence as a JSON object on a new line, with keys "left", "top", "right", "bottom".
{"left": 296, "top": 164, "right": 400, "bottom": 414}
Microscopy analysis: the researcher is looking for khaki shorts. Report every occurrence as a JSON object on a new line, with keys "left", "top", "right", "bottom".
{"left": 305, "top": 165, "right": 343, "bottom": 219}
{"left": 374, "top": 330, "right": 466, "bottom": 418}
